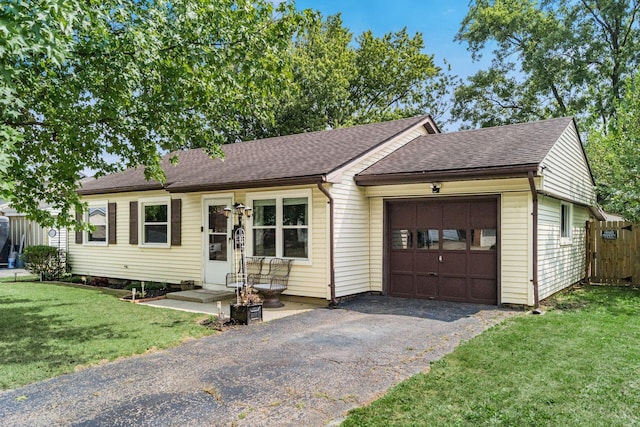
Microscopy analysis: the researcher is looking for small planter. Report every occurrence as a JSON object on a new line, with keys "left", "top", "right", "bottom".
{"left": 230, "top": 303, "right": 263, "bottom": 325}
{"left": 180, "top": 280, "right": 196, "bottom": 291}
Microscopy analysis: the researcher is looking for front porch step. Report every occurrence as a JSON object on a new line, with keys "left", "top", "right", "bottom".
{"left": 167, "top": 289, "right": 235, "bottom": 303}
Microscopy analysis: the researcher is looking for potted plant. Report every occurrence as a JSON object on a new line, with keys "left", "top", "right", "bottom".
{"left": 230, "top": 285, "right": 263, "bottom": 325}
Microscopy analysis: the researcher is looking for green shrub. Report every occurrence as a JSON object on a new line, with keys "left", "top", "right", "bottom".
{"left": 22, "top": 245, "right": 68, "bottom": 281}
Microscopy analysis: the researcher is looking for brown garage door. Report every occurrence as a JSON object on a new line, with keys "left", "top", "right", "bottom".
{"left": 387, "top": 198, "right": 498, "bottom": 304}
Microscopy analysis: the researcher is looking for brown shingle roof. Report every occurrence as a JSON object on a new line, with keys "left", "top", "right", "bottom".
{"left": 78, "top": 115, "right": 434, "bottom": 195}
{"left": 356, "top": 117, "right": 575, "bottom": 184}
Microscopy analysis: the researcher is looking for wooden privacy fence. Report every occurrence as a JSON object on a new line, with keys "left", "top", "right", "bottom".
{"left": 586, "top": 221, "right": 640, "bottom": 285}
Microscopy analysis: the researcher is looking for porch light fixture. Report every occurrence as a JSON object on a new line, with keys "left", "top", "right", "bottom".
{"left": 223, "top": 203, "right": 252, "bottom": 227}
{"left": 431, "top": 183, "right": 441, "bottom": 194}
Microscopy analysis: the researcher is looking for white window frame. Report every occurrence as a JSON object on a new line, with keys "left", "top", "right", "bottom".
{"left": 246, "top": 189, "right": 311, "bottom": 264}
{"left": 560, "top": 202, "right": 573, "bottom": 245}
{"left": 139, "top": 196, "right": 171, "bottom": 248}
{"left": 84, "top": 200, "right": 108, "bottom": 246}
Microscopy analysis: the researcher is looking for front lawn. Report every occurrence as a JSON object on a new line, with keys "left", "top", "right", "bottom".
{"left": 343, "top": 285, "right": 640, "bottom": 426}
{"left": 0, "top": 282, "right": 214, "bottom": 390}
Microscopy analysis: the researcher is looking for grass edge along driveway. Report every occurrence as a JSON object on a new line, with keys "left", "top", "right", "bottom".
{"left": 0, "top": 282, "right": 214, "bottom": 390}
{"left": 343, "top": 285, "right": 640, "bottom": 426}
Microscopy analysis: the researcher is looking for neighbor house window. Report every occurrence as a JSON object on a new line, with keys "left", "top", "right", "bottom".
{"left": 86, "top": 203, "right": 107, "bottom": 244}
{"left": 248, "top": 191, "right": 310, "bottom": 260}
{"left": 140, "top": 198, "right": 170, "bottom": 246}
{"left": 560, "top": 202, "right": 572, "bottom": 244}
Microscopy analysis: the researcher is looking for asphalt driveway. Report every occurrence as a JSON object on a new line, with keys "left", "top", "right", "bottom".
{"left": 0, "top": 295, "right": 518, "bottom": 426}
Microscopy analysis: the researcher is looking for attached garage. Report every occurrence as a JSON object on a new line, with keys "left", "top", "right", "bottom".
{"left": 357, "top": 116, "right": 601, "bottom": 307}
{"left": 387, "top": 198, "right": 498, "bottom": 304}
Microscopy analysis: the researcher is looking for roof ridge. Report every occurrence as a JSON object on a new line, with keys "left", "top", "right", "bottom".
{"left": 442, "top": 116, "right": 573, "bottom": 136}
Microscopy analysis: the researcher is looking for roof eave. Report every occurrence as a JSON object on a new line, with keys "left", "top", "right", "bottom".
{"left": 77, "top": 182, "right": 165, "bottom": 196}
{"left": 166, "top": 175, "right": 327, "bottom": 193}
{"left": 355, "top": 164, "right": 540, "bottom": 186}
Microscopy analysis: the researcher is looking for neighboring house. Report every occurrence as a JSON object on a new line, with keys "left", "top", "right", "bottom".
{"left": 72, "top": 115, "right": 600, "bottom": 307}
{"left": 0, "top": 201, "right": 68, "bottom": 257}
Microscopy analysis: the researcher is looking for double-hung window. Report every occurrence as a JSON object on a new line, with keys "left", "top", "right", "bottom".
{"left": 140, "top": 198, "right": 170, "bottom": 246}
{"left": 560, "top": 202, "right": 572, "bottom": 244}
{"left": 249, "top": 191, "right": 310, "bottom": 260}
{"left": 86, "top": 203, "right": 107, "bottom": 244}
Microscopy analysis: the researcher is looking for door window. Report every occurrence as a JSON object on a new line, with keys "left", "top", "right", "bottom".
{"left": 208, "top": 205, "right": 228, "bottom": 261}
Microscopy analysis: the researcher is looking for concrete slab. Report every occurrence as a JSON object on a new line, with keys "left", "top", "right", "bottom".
{"left": 166, "top": 288, "right": 235, "bottom": 303}
{"left": 142, "top": 295, "right": 323, "bottom": 322}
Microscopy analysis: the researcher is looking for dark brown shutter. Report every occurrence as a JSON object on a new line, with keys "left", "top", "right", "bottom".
{"left": 75, "top": 210, "right": 83, "bottom": 244}
{"left": 171, "top": 198, "right": 181, "bottom": 246}
{"left": 108, "top": 202, "right": 117, "bottom": 245}
{"left": 129, "top": 201, "right": 138, "bottom": 245}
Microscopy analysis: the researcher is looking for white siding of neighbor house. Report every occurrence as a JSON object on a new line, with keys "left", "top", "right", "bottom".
{"left": 70, "top": 186, "right": 329, "bottom": 299}
{"left": 538, "top": 196, "right": 590, "bottom": 300}
{"left": 330, "top": 126, "right": 430, "bottom": 297}
{"left": 540, "top": 123, "right": 596, "bottom": 206}
{"left": 365, "top": 179, "right": 534, "bottom": 306}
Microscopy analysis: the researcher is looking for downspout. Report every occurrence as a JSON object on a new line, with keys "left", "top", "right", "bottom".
{"left": 528, "top": 171, "right": 541, "bottom": 312}
{"left": 317, "top": 182, "right": 338, "bottom": 306}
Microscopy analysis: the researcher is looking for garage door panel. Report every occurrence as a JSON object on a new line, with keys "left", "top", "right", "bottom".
{"left": 416, "top": 204, "right": 442, "bottom": 228}
{"left": 416, "top": 275, "right": 438, "bottom": 298}
{"left": 439, "top": 277, "right": 467, "bottom": 300}
{"left": 469, "top": 253, "right": 497, "bottom": 277}
{"left": 442, "top": 203, "right": 467, "bottom": 228}
{"left": 391, "top": 251, "right": 413, "bottom": 272}
{"left": 390, "top": 205, "right": 416, "bottom": 228}
{"left": 390, "top": 274, "right": 414, "bottom": 297}
{"left": 470, "top": 201, "right": 498, "bottom": 228}
{"left": 470, "top": 278, "right": 497, "bottom": 303}
{"left": 440, "top": 253, "right": 466, "bottom": 275}
{"left": 414, "top": 252, "right": 439, "bottom": 273}
{"left": 387, "top": 198, "right": 497, "bottom": 305}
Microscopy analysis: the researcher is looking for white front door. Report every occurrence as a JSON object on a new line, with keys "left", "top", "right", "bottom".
{"left": 203, "top": 199, "right": 232, "bottom": 286}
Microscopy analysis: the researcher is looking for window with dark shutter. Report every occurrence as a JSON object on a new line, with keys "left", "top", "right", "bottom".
{"left": 129, "top": 201, "right": 138, "bottom": 245}
{"left": 108, "top": 202, "right": 117, "bottom": 244}
{"left": 171, "top": 198, "right": 181, "bottom": 246}
{"left": 75, "top": 210, "right": 83, "bottom": 244}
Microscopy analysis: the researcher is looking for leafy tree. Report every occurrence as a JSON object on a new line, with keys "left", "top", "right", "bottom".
{"left": 453, "top": 0, "right": 640, "bottom": 129}
{"left": 1, "top": 0, "right": 300, "bottom": 227}
{"left": 586, "top": 78, "right": 640, "bottom": 221}
{"left": 263, "top": 12, "right": 450, "bottom": 137}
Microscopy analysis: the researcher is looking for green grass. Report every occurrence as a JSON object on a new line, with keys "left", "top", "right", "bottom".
{"left": 343, "top": 285, "right": 640, "bottom": 426}
{"left": 0, "top": 282, "right": 214, "bottom": 390}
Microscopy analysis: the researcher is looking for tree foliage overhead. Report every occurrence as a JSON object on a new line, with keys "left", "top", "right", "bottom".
{"left": 586, "top": 78, "right": 640, "bottom": 221}
{"left": 263, "top": 12, "right": 451, "bottom": 137}
{"left": 453, "top": 0, "right": 640, "bottom": 129}
{"left": 1, "top": 0, "right": 300, "bottom": 226}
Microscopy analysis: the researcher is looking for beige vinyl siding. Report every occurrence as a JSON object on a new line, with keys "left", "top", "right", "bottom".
{"left": 331, "top": 126, "right": 429, "bottom": 297}
{"left": 538, "top": 196, "right": 589, "bottom": 299}
{"left": 500, "top": 191, "right": 532, "bottom": 305}
{"left": 241, "top": 186, "right": 329, "bottom": 299}
{"left": 540, "top": 123, "right": 596, "bottom": 206}
{"left": 71, "top": 186, "right": 329, "bottom": 298}
{"left": 364, "top": 178, "right": 533, "bottom": 199}
{"left": 70, "top": 190, "right": 202, "bottom": 284}
{"left": 366, "top": 178, "right": 533, "bottom": 306}
{"left": 369, "top": 197, "right": 385, "bottom": 292}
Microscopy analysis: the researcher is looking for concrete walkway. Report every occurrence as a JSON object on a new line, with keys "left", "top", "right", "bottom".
{"left": 142, "top": 294, "right": 324, "bottom": 323}
{"left": 0, "top": 295, "right": 519, "bottom": 426}
{"left": 0, "top": 268, "right": 35, "bottom": 279}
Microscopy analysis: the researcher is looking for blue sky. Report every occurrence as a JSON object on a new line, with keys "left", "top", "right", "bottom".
{"left": 293, "top": 0, "right": 491, "bottom": 80}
